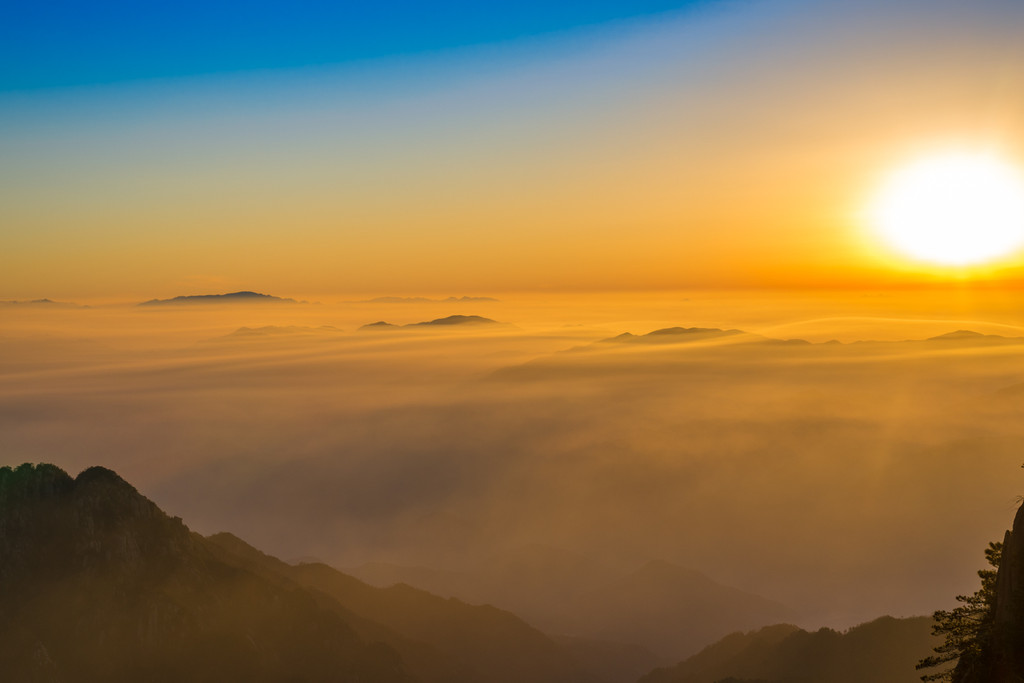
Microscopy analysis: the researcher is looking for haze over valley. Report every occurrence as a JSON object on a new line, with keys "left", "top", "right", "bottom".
{"left": 4, "top": 292, "right": 1023, "bottom": 636}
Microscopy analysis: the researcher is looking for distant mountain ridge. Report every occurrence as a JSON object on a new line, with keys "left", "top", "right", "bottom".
{"left": 925, "top": 329, "right": 1022, "bottom": 343}
{"left": 590, "top": 326, "right": 1024, "bottom": 349}
{"left": 587, "top": 326, "right": 810, "bottom": 348}
{"left": 360, "top": 315, "right": 500, "bottom": 330}
{"left": 506, "top": 326, "right": 1024, "bottom": 374}
{"left": 601, "top": 327, "right": 746, "bottom": 344}
{"left": 203, "top": 533, "right": 598, "bottom": 683}
{"left": 639, "top": 616, "right": 936, "bottom": 683}
{"left": 140, "top": 291, "right": 299, "bottom": 305}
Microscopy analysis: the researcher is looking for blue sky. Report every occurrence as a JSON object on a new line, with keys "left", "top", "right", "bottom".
{"left": 0, "top": 0, "right": 723, "bottom": 91}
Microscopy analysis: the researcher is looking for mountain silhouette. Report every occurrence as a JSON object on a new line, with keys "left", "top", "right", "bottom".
{"left": 205, "top": 532, "right": 596, "bottom": 683}
{"left": 494, "top": 326, "right": 1024, "bottom": 381}
{"left": 139, "top": 291, "right": 298, "bottom": 305}
{"left": 601, "top": 327, "right": 745, "bottom": 344}
{"left": 839, "top": 329, "right": 1024, "bottom": 346}
{"left": 595, "top": 327, "right": 810, "bottom": 347}
{"left": 589, "top": 326, "right": 1024, "bottom": 351}
{"left": 344, "top": 547, "right": 664, "bottom": 679}
{"left": 639, "top": 616, "right": 936, "bottom": 683}
{"left": 0, "top": 463, "right": 600, "bottom": 683}
{"left": 409, "top": 315, "right": 498, "bottom": 326}
{"left": 361, "top": 315, "right": 500, "bottom": 329}
{"left": 925, "top": 329, "right": 1024, "bottom": 344}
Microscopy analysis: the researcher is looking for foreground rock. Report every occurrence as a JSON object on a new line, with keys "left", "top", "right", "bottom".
{"left": 954, "top": 502, "right": 1024, "bottom": 682}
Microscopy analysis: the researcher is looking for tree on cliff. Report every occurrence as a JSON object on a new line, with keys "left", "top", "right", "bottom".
{"left": 916, "top": 541, "right": 1002, "bottom": 682}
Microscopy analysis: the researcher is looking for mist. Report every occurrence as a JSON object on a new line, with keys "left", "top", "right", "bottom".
{"left": 3, "top": 290, "right": 1022, "bottom": 634}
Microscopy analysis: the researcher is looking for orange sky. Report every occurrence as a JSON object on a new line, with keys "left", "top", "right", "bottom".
{"left": 3, "top": 0, "right": 1024, "bottom": 301}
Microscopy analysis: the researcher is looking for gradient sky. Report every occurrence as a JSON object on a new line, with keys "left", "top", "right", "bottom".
{"left": 3, "top": 0, "right": 1024, "bottom": 300}
{"left": 0, "top": 1, "right": 718, "bottom": 90}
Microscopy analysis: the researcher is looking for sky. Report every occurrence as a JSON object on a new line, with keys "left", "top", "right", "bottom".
{"left": 0, "top": 1, "right": 717, "bottom": 89}
{"left": 3, "top": 0, "right": 1024, "bottom": 299}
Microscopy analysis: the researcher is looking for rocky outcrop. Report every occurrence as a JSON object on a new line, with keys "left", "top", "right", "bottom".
{"left": 0, "top": 464, "right": 196, "bottom": 580}
{"left": 955, "top": 503, "right": 1024, "bottom": 683}
{"left": 0, "top": 463, "right": 410, "bottom": 683}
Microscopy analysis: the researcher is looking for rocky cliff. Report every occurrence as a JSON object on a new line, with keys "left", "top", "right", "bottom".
{"left": 0, "top": 463, "right": 409, "bottom": 683}
{"left": 955, "top": 502, "right": 1024, "bottom": 683}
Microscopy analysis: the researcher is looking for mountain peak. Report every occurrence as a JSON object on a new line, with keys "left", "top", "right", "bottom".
{"left": 75, "top": 465, "right": 130, "bottom": 487}
{"left": 361, "top": 315, "right": 500, "bottom": 330}
{"left": 411, "top": 315, "right": 498, "bottom": 326}
{"left": 0, "top": 462, "right": 74, "bottom": 504}
{"left": 596, "top": 327, "right": 745, "bottom": 346}
{"left": 71, "top": 465, "right": 146, "bottom": 508}
{"left": 139, "top": 291, "right": 297, "bottom": 305}
{"left": 927, "top": 329, "right": 986, "bottom": 341}
{"left": 2, "top": 462, "right": 179, "bottom": 525}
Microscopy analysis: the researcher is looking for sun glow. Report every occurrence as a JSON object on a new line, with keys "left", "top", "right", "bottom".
{"left": 868, "top": 152, "right": 1024, "bottom": 266}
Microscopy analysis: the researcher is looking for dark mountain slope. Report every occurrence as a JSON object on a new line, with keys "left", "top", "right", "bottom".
{"left": 0, "top": 463, "right": 408, "bottom": 683}
{"left": 639, "top": 616, "right": 936, "bottom": 683}
{"left": 206, "top": 532, "right": 596, "bottom": 683}
{"left": 203, "top": 533, "right": 470, "bottom": 683}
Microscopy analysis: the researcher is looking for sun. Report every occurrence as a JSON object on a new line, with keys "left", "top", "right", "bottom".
{"left": 868, "top": 151, "right": 1024, "bottom": 266}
